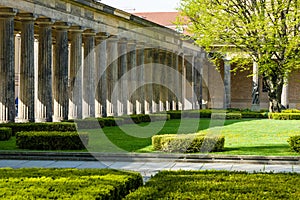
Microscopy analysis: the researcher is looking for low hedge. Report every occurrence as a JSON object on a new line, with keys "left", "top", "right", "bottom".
{"left": 122, "top": 114, "right": 170, "bottom": 124}
{"left": 16, "top": 131, "right": 89, "bottom": 150}
{"left": 287, "top": 135, "right": 300, "bottom": 153}
{"left": 0, "top": 168, "right": 143, "bottom": 200}
{"left": 0, "top": 122, "right": 76, "bottom": 136}
{"left": 269, "top": 113, "right": 300, "bottom": 120}
{"left": 0, "top": 127, "right": 12, "bottom": 141}
{"left": 125, "top": 170, "right": 300, "bottom": 199}
{"left": 282, "top": 109, "right": 300, "bottom": 113}
{"left": 152, "top": 132, "right": 225, "bottom": 153}
{"left": 241, "top": 111, "right": 268, "bottom": 118}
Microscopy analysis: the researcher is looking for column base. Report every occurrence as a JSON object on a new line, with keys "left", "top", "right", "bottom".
{"left": 251, "top": 104, "right": 260, "bottom": 111}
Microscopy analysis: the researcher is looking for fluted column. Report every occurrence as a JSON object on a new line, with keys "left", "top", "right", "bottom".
{"left": 159, "top": 49, "right": 166, "bottom": 111}
{"left": 152, "top": 48, "right": 160, "bottom": 113}
{"left": 224, "top": 57, "right": 231, "bottom": 109}
{"left": 166, "top": 51, "right": 173, "bottom": 111}
{"left": 118, "top": 38, "right": 128, "bottom": 115}
{"left": 178, "top": 53, "right": 184, "bottom": 110}
{"left": 106, "top": 36, "right": 118, "bottom": 116}
{"left": 281, "top": 78, "right": 289, "bottom": 109}
{"left": 36, "top": 18, "right": 53, "bottom": 122}
{"left": 15, "top": 13, "right": 35, "bottom": 122}
{"left": 83, "top": 29, "right": 96, "bottom": 118}
{"left": 69, "top": 26, "right": 83, "bottom": 119}
{"left": 127, "top": 40, "right": 137, "bottom": 114}
{"left": 136, "top": 42, "right": 145, "bottom": 114}
{"left": 53, "top": 22, "right": 69, "bottom": 122}
{"left": 251, "top": 61, "right": 260, "bottom": 111}
{"left": 0, "top": 8, "right": 16, "bottom": 123}
{"left": 193, "top": 55, "right": 202, "bottom": 109}
{"left": 95, "top": 33, "right": 108, "bottom": 117}
{"left": 144, "top": 47, "right": 153, "bottom": 114}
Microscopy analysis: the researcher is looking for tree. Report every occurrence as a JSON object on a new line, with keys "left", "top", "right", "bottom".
{"left": 178, "top": 0, "right": 300, "bottom": 112}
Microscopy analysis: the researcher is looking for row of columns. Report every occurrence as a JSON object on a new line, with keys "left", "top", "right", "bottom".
{"left": 0, "top": 8, "right": 204, "bottom": 123}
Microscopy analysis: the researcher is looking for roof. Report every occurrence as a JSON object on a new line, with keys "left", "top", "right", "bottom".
{"left": 133, "top": 12, "right": 179, "bottom": 27}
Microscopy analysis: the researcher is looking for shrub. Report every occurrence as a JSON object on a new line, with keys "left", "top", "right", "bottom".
{"left": 282, "top": 109, "right": 300, "bottom": 113}
{"left": 0, "top": 168, "right": 143, "bottom": 200}
{"left": 125, "top": 171, "right": 300, "bottom": 199}
{"left": 102, "top": 117, "right": 124, "bottom": 126}
{"left": 122, "top": 114, "right": 170, "bottom": 124}
{"left": 76, "top": 118, "right": 104, "bottom": 129}
{"left": 16, "top": 131, "right": 89, "bottom": 150}
{"left": 152, "top": 133, "right": 224, "bottom": 153}
{"left": 269, "top": 113, "right": 300, "bottom": 120}
{"left": 0, "top": 122, "right": 76, "bottom": 136}
{"left": 241, "top": 111, "right": 268, "bottom": 118}
{"left": 0, "top": 127, "right": 12, "bottom": 141}
{"left": 287, "top": 135, "right": 300, "bottom": 153}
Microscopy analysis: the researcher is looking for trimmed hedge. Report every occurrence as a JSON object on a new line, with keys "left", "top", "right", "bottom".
{"left": 16, "top": 131, "right": 89, "bottom": 150}
{"left": 125, "top": 170, "right": 300, "bottom": 199}
{"left": 0, "top": 127, "right": 12, "bottom": 141}
{"left": 152, "top": 132, "right": 225, "bottom": 153}
{"left": 0, "top": 168, "right": 143, "bottom": 200}
{"left": 269, "top": 113, "right": 300, "bottom": 120}
{"left": 282, "top": 109, "right": 300, "bottom": 113}
{"left": 287, "top": 135, "right": 300, "bottom": 153}
{"left": 0, "top": 122, "right": 76, "bottom": 136}
{"left": 241, "top": 111, "right": 268, "bottom": 118}
{"left": 121, "top": 114, "right": 170, "bottom": 124}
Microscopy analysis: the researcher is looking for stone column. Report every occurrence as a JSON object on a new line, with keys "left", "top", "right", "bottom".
{"left": 136, "top": 42, "right": 145, "bottom": 114}
{"left": 0, "top": 8, "right": 16, "bottom": 123}
{"left": 224, "top": 57, "right": 231, "bottom": 109}
{"left": 193, "top": 55, "right": 203, "bottom": 110}
{"left": 118, "top": 38, "right": 128, "bottom": 115}
{"left": 83, "top": 29, "right": 96, "bottom": 118}
{"left": 178, "top": 53, "right": 184, "bottom": 110}
{"left": 159, "top": 49, "right": 166, "bottom": 111}
{"left": 184, "top": 55, "right": 194, "bottom": 110}
{"left": 69, "top": 26, "right": 83, "bottom": 119}
{"left": 127, "top": 40, "right": 137, "bottom": 114}
{"left": 95, "top": 33, "right": 108, "bottom": 117}
{"left": 173, "top": 52, "right": 180, "bottom": 110}
{"left": 106, "top": 36, "right": 118, "bottom": 116}
{"left": 36, "top": 18, "right": 53, "bottom": 122}
{"left": 53, "top": 22, "right": 69, "bottom": 122}
{"left": 152, "top": 48, "right": 160, "bottom": 113}
{"left": 251, "top": 61, "right": 260, "bottom": 111}
{"left": 16, "top": 13, "right": 35, "bottom": 122}
{"left": 144, "top": 46, "right": 153, "bottom": 114}
{"left": 281, "top": 78, "right": 289, "bottom": 109}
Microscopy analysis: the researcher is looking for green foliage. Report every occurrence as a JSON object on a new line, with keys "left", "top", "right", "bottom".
{"left": 121, "top": 114, "right": 170, "bottom": 124}
{"left": 282, "top": 109, "right": 300, "bottom": 113}
{"left": 0, "top": 168, "right": 143, "bottom": 200}
{"left": 16, "top": 131, "right": 89, "bottom": 150}
{"left": 125, "top": 170, "right": 300, "bottom": 199}
{"left": 178, "top": 0, "right": 300, "bottom": 112}
{"left": 0, "top": 127, "right": 12, "bottom": 141}
{"left": 269, "top": 113, "right": 300, "bottom": 120}
{"left": 0, "top": 122, "right": 76, "bottom": 136}
{"left": 152, "top": 132, "right": 224, "bottom": 153}
{"left": 241, "top": 111, "right": 268, "bottom": 118}
{"left": 287, "top": 135, "right": 300, "bottom": 153}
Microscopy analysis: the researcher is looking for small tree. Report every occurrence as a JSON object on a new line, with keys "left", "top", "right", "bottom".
{"left": 178, "top": 0, "right": 300, "bottom": 112}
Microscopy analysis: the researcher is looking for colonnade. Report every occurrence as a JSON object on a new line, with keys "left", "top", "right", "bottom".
{"left": 0, "top": 7, "right": 206, "bottom": 123}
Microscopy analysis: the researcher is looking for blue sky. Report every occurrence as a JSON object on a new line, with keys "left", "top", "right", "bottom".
{"left": 100, "top": 0, "right": 181, "bottom": 12}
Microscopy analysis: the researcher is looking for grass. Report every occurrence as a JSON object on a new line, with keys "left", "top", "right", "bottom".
{"left": 0, "top": 118, "right": 299, "bottom": 156}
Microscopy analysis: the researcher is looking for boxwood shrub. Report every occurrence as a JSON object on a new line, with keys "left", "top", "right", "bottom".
{"left": 0, "top": 127, "right": 12, "bottom": 141}
{"left": 152, "top": 132, "right": 224, "bottom": 153}
{"left": 287, "top": 135, "right": 300, "bottom": 153}
{"left": 241, "top": 111, "right": 268, "bottom": 118}
{"left": 0, "top": 122, "right": 76, "bottom": 136}
{"left": 125, "top": 171, "right": 300, "bottom": 199}
{"left": 16, "top": 131, "right": 89, "bottom": 150}
{"left": 122, "top": 114, "right": 170, "bottom": 124}
{"left": 269, "top": 113, "right": 300, "bottom": 120}
{"left": 0, "top": 168, "right": 142, "bottom": 200}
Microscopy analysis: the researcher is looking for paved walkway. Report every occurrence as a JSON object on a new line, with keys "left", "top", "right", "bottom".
{"left": 1, "top": 159, "right": 299, "bottom": 182}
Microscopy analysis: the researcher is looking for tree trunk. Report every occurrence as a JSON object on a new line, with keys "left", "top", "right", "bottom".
{"left": 264, "top": 74, "right": 284, "bottom": 113}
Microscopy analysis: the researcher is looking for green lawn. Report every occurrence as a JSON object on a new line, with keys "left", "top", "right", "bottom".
{"left": 1, "top": 118, "right": 299, "bottom": 156}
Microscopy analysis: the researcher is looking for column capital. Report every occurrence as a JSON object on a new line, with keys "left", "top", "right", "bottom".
{"left": 83, "top": 29, "right": 96, "bottom": 36}
{"left": 53, "top": 21, "right": 70, "bottom": 30}
{"left": 0, "top": 7, "right": 17, "bottom": 17}
{"left": 69, "top": 26, "right": 84, "bottom": 33}
{"left": 35, "top": 17, "right": 54, "bottom": 25}
{"left": 16, "top": 13, "right": 36, "bottom": 21}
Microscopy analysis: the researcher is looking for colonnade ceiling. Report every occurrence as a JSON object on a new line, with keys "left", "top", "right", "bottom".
{"left": 0, "top": 0, "right": 196, "bottom": 53}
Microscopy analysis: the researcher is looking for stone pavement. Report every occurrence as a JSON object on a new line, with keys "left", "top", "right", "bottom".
{"left": 1, "top": 158, "right": 299, "bottom": 182}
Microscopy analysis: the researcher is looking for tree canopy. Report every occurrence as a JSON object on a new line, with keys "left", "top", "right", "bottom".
{"left": 178, "top": 0, "right": 300, "bottom": 112}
